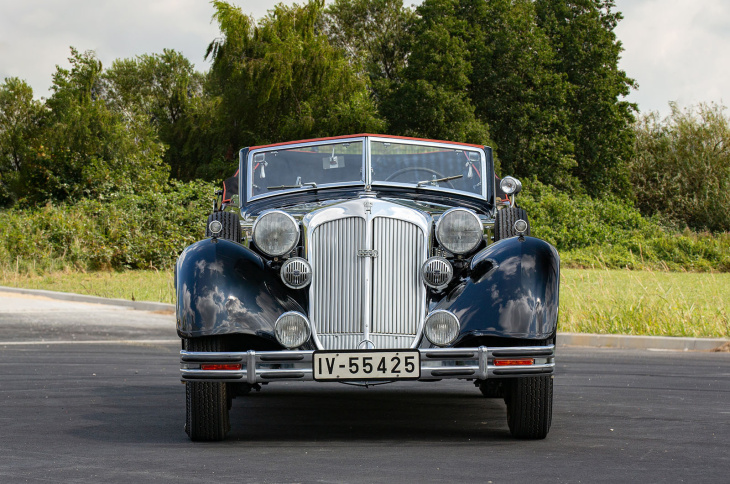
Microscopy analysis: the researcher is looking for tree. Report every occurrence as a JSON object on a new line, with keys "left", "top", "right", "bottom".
{"left": 632, "top": 103, "right": 730, "bottom": 232}
{"left": 378, "top": 0, "right": 491, "bottom": 145}
{"left": 0, "top": 78, "right": 44, "bottom": 205}
{"left": 325, "top": 0, "right": 415, "bottom": 90}
{"left": 24, "top": 48, "right": 168, "bottom": 204}
{"left": 103, "top": 49, "right": 211, "bottom": 179}
{"left": 535, "top": 0, "right": 636, "bottom": 196}
{"left": 206, "top": 0, "right": 385, "bottom": 157}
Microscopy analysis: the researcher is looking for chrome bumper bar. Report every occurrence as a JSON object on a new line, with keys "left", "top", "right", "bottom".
{"left": 180, "top": 345, "right": 555, "bottom": 383}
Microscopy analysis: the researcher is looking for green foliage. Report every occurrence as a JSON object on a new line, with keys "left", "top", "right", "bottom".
{"left": 206, "top": 0, "right": 385, "bottom": 152}
{"left": 22, "top": 49, "right": 169, "bottom": 205}
{"left": 520, "top": 180, "right": 730, "bottom": 271}
{"left": 535, "top": 0, "right": 636, "bottom": 196}
{"left": 0, "top": 180, "right": 215, "bottom": 272}
{"left": 379, "top": 0, "right": 491, "bottom": 144}
{"left": 0, "top": 77, "right": 44, "bottom": 205}
{"left": 631, "top": 102, "right": 730, "bottom": 233}
{"left": 102, "top": 49, "right": 211, "bottom": 180}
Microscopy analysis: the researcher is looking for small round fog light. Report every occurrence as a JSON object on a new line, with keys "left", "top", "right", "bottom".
{"left": 281, "top": 257, "right": 312, "bottom": 289}
{"left": 208, "top": 220, "right": 223, "bottom": 236}
{"left": 513, "top": 219, "right": 528, "bottom": 235}
{"left": 274, "top": 312, "right": 311, "bottom": 348}
{"left": 423, "top": 310, "right": 459, "bottom": 347}
{"left": 421, "top": 257, "right": 453, "bottom": 290}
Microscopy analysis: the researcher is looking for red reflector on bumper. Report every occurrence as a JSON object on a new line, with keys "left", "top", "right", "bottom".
{"left": 494, "top": 358, "right": 534, "bottom": 367}
{"left": 201, "top": 364, "right": 242, "bottom": 371}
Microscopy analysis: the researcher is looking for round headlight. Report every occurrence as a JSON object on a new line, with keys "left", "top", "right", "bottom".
{"left": 252, "top": 210, "right": 299, "bottom": 257}
{"left": 499, "top": 176, "right": 522, "bottom": 195}
{"left": 274, "top": 312, "right": 311, "bottom": 348}
{"left": 435, "top": 208, "right": 483, "bottom": 255}
{"left": 421, "top": 257, "right": 453, "bottom": 290}
{"left": 423, "top": 310, "right": 459, "bottom": 347}
{"left": 281, "top": 257, "right": 312, "bottom": 289}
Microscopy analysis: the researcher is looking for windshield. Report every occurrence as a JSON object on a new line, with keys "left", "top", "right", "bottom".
{"left": 370, "top": 141, "right": 484, "bottom": 196}
{"left": 250, "top": 141, "right": 364, "bottom": 198}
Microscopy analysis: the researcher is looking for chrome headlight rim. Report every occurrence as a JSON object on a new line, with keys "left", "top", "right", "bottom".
{"left": 499, "top": 176, "right": 522, "bottom": 195}
{"left": 420, "top": 256, "right": 453, "bottom": 290}
{"left": 280, "top": 257, "right": 313, "bottom": 289}
{"left": 274, "top": 311, "right": 312, "bottom": 349}
{"left": 251, "top": 209, "right": 300, "bottom": 257}
{"left": 423, "top": 310, "right": 460, "bottom": 347}
{"left": 435, "top": 207, "right": 483, "bottom": 255}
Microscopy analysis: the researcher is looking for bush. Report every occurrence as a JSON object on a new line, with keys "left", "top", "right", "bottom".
{"left": 0, "top": 180, "right": 215, "bottom": 272}
{"left": 631, "top": 102, "right": 730, "bottom": 232}
{"left": 519, "top": 179, "right": 730, "bottom": 271}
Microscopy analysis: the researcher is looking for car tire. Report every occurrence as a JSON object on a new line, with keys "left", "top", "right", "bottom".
{"left": 504, "top": 375, "right": 553, "bottom": 439}
{"left": 478, "top": 380, "right": 504, "bottom": 398}
{"left": 185, "top": 336, "right": 230, "bottom": 441}
{"left": 494, "top": 206, "right": 530, "bottom": 241}
{"left": 206, "top": 211, "right": 241, "bottom": 243}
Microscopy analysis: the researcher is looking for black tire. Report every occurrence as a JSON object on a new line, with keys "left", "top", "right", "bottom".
{"left": 185, "top": 336, "right": 230, "bottom": 441}
{"left": 504, "top": 375, "right": 553, "bottom": 439}
{"left": 206, "top": 211, "right": 241, "bottom": 243}
{"left": 494, "top": 206, "right": 530, "bottom": 241}
{"left": 478, "top": 380, "right": 504, "bottom": 398}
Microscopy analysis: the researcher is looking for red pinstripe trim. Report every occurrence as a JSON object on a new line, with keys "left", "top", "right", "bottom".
{"left": 249, "top": 133, "right": 484, "bottom": 150}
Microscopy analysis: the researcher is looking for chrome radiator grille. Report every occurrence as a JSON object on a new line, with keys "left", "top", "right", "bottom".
{"left": 310, "top": 217, "right": 366, "bottom": 337}
{"left": 371, "top": 218, "right": 425, "bottom": 338}
{"left": 307, "top": 205, "right": 428, "bottom": 350}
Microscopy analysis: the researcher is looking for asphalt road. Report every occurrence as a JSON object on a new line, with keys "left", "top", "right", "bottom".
{"left": 1, "top": 292, "right": 729, "bottom": 483}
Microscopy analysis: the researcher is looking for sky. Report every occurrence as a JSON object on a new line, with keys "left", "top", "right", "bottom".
{"left": 0, "top": 0, "right": 728, "bottom": 118}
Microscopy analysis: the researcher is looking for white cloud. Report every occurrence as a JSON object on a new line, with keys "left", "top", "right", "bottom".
{"left": 615, "top": 0, "right": 730, "bottom": 116}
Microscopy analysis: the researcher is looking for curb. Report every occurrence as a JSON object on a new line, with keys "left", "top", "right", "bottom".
{"left": 0, "top": 285, "right": 174, "bottom": 313}
{"left": 557, "top": 332, "right": 728, "bottom": 352}
{"left": 1, "top": 286, "right": 727, "bottom": 352}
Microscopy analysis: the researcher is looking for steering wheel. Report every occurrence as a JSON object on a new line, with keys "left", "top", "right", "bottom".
{"left": 384, "top": 167, "right": 456, "bottom": 189}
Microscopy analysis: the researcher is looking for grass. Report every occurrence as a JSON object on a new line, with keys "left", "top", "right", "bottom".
{"left": 560, "top": 269, "right": 730, "bottom": 338}
{"left": 1, "top": 268, "right": 728, "bottom": 339}
{"left": 0, "top": 269, "right": 175, "bottom": 304}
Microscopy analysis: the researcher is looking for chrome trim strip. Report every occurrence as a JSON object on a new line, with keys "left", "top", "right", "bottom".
{"left": 180, "top": 345, "right": 555, "bottom": 383}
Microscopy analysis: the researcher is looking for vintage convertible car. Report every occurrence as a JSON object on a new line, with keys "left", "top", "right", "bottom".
{"left": 176, "top": 134, "right": 559, "bottom": 441}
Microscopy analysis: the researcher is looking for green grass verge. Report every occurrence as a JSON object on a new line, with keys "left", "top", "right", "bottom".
{"left": 0, "top": 269, "right": 175, "bottom": 304}
{"left": 1, "top": 268, "right": 728, "bottom": 339}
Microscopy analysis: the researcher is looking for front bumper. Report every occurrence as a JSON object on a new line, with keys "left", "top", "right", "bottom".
{"left": 180, "top": 345, "right": 555, "bottom": 383}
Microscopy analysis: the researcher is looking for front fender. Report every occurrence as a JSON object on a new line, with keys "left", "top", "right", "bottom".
{"left": 436, "top": 236, "right": 560, "bottom": 343}
{"left": 176, "top": 238, "right": 304, "bottom": 339}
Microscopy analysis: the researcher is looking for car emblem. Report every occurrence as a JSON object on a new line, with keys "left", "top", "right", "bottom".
{"left": 357, "top": 249, "right": 378, "bottom": 258}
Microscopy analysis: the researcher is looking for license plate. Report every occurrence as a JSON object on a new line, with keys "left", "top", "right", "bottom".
{"left": 313, "top": 350, "right": 420, "bottom": 381}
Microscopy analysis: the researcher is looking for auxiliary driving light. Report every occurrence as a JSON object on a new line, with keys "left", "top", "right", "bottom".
{"left": 274, "top": 312, "right": 311, "bottom": 348}
{"left": 280, "top": 257, "right": 312, "bottom": 289}
{"left": 423, "top": 310, "right": 460, "bottom": 347}
{"left": 421, "top": 256, "right": 453, "bottom": 290}
{"left": 513, "top": 219, "right": 528, "bottom": 236}
{"left": 208, "top": 220, "right": 223, "bottom": 237}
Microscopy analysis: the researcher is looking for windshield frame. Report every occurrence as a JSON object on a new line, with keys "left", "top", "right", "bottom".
{"left": 366, "top": 136, "right": 488, "bottom": 201}
{"left": 246, "top": 136, "right": 368, "bottom": 204}
{"left": 243, "top": 135, "right": 489, "bottom": 206}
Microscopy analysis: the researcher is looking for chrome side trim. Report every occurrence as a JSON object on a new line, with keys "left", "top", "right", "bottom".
{"left": 180, "top": 344, "right": 555, "bottom": 383}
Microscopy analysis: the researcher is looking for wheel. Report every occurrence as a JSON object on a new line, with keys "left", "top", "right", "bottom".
{"left": 185, "top": 336, "right": 230, "bottom": 441}
{"left": 478, "top": 380, "right": 504, "bottom": 398}
{"left": 504, "top": 375, "right": 553, "bottom": 439}
{"left": 384, "top": 167, "right": 455, "bottom": 189}
{"left": 494, "top": 206, "right": 530, "bottom": 241}
{"left": 206, "top": 211, "right": 241, "bottom": 243}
